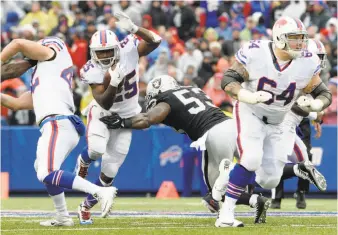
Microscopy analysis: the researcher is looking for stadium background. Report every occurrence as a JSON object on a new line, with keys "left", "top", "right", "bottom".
{"left": 0, "top": 0, "right": 337, "bottom": 198}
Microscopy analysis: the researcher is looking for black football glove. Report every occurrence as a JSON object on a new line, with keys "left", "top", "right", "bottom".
{"left": 99, "top": 112, "right": 124, "bottom": 129}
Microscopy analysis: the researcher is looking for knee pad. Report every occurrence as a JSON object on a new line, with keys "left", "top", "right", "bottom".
{"left": 87, "top": 136, "right": 107, "bottom": 160}
{"left": 36, "top": 169, "right": 49, "bottom": 182}
{"left": 240, "top": 157, "right": 262, "bottom": 172}
{"left": 257, "top": 176, "right": 281, "bottom": 190}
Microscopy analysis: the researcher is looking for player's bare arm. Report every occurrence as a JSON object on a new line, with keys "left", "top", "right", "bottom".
{"left": 1, "top": 59, "right": 34, "bottom": 81}
{"left": 1, "top": 91, "right": 33, "bottom": 111}
{"left": 114, "top": 11, "right": 161, "bottom": 57}
{"left": 135, "top": 28, "right": 162, "bottom": 57}
{"left": 1, "top": 39, "right": 55, "bottom": 63}
{"left": 100, "top": 102, "right": 171, "bottom": 129}
{"left": 297, "top": 74, "right": 332, "bottom": 112}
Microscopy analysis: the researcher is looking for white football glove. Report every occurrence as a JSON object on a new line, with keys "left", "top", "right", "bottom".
{"left": 297, "top": 96, "right": 324, "bottom": 112}
{"left": 114, "top": 11, "right": 139, "bottom": 34}
{"left": 238, "top": 89, "right": 273, "bottom": 104}
{"left": 109, "top": 63, "right": 126, "bottom": 87}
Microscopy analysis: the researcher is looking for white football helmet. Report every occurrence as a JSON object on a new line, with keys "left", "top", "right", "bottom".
{"left": 272, "top": 16, "right": 308, "bottom": 59}
{"left": 308, "top": 39, "right": 327, "bottom": 68}
{"left": 90, "top": 30, "right": 120, "bottom": 69}
{"left": 145, "top": 75, "right": 180, "bottom": 110}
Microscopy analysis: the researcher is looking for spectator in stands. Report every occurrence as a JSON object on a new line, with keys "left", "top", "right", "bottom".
{"left": 222, "top": 26, "right": 241, "bottom": 56}
{"left": 311, "top": 1, "right": 332, "bottom": 30}
{"left": 240, "top": 16, "right": 255, "bottom": 41}
{"left": 113, "top": 0, "right": 142, "bottom": 28}
{"left": 182, "top": 65, "right": 198, "bottom": 86}
{"left": 145, "top": 48, "right": 170, "bottom": 83}
{"left": 230, "top": 3, "right": 245, "bottom": 30}
{"left": 147, "top": 1, "right": 167, "bottom": 28}
{"left": 96, "top": 5, "right": 113, "bottom": 26}
{"left": 215, "top": 13, "right": 232, "bottom": 41}
{"left": 19, "top": 2, "right": 49, "bottom": 34}
{"left": 204, "top": 27, "right": 218, "bottom": 43}
{"left": 177, "top": 41, "right": 203, "bottom": 75}
{"left": 72, "top": 8, "right": 87, "bottom": 29}
{"left": 171, "top": 1, "right": 197, "bottom": 41}
{"left": 168, "top": 61, "right": 184, "bottom": 84}
{"left": 196, "top": 51, "right": 217, "bottom": 88}
{"left": 203, "top": 73, "right": 231, "bottom": 107}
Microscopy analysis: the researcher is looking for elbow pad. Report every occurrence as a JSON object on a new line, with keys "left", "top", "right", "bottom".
{"left": 310, "top": 82, "right": 332, "bottom": 109}
{"left": 221, "top": 69, "right": 245, "bottom": 90}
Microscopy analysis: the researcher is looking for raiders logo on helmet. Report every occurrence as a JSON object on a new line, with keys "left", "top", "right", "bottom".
{"left": 152, "top": 78, "right": 162, "bottom": 89}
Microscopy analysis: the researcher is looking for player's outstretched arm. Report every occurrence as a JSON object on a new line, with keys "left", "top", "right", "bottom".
{"left": 1, "top": 39, "right": 55, "bottom": 63}
{"left": 127, "top": 102, "right": 171, "bottom": 129}
{"left": 1, "top": 59, "right": 34, "bottom": 82}
{"left": 298, "top": 74, "right": 332, "bottom": 112}
{"left": 100, "top": 102, "right": 171, "bottom": 129}
{"left": 221, "top": 61, "right": 272, "bottom": 104}
{"left": 114, "top": 11, "right": 161, "bottom": 57}
{"left": 1, "top": 91, "right": 33, "bottom": 111}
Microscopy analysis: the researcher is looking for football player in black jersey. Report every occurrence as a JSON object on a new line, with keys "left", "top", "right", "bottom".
{"left": 100, "top": 75, "right": 270, "bottom": 224}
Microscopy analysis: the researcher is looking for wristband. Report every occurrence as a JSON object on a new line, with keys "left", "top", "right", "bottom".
{"left": 123, "top": 118, "right": 132, "bottom": 128}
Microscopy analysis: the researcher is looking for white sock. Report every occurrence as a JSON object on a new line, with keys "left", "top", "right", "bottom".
{"left": 249, "top": 194, "right": 259, "bottom": 208}
{"left": 72, "top": 176, "right": 101, "bottom": 195}
{"left": 51, "top": 192, "right": 69, "bottom": 217}
{"left": 224, "top": 196, "right": 237, "bottom": 211}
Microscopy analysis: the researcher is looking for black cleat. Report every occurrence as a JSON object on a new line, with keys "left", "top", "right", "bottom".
{"left": 202, "top": 193, "right": 220, "bottom": 213}
{"left": 297, "top": 160, "right": 327, "bottom": 191}
{"left": 270, "top": 199, "right": 281, "bottom": 209}
{"left": 254, "top": 195, "right": 270, "bottom": 223}
{"left": 294, "top": 191, "right": 306, "bottom": 209}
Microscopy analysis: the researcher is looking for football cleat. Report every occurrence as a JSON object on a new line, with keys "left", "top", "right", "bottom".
{"left": 294, "top": 191, "right": 306, "bottom": 209}
{"left": 93, "top": 187, "right": 118, "bottom": 218}
{"left": 215, "top": 218, "right": 244, "bottom": 228}
{"left": 296, "top": 160, "right": 327, "bottom": 191}
{"left": 254, "top": 195, "right": 270, "bottom": 223}
{"left": 78, "top": 204, "right": 93, "bottom": 225}
{"left": 74, "top": 155, "right": 90, "bottom": 178}
{"left": 270, "top": 199, "right": 281, "bottom": 209}
{"left": 40, "top": 216, "right": 74, "bottom": 227}
{"left": 202, "top": 193, "right": 220, "bottom": 213}
{"left": 216, "top": 202, "right": 244, "bottom": 228}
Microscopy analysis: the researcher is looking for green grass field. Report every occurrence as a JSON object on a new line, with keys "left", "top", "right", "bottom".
{"left": 1, "top": 197, "right": 337, "bottom": 235}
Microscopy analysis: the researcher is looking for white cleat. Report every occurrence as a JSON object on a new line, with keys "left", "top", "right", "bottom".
{"left": 212, "top": 159, "right": 234, "bottom": 201}
{"left": 216, "top": 199, "right": 244, "bottom": 228}
{"left": 40, "top": 216, "right": 74, "bottom": 227}
{"left": 93, "top": 187, "right": 118, "bottom": 218}
{"left": 215, "top": 218, "right": 244, "bottom": 227}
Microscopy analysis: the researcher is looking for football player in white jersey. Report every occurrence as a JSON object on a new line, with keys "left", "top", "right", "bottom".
{"left": 74, "top": 11, "right": 161, "bottom": 224}
{"left": 218, "top": 16, "right": 332, "bottom": 227}
{"left": 271, "top": 38, "right": 327, "bottom": 209}
{"left": 0, "top": 37, "right": 118, "bottom": 226}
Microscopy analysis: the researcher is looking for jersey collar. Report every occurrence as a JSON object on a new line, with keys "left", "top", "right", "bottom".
{"left": 268, "top": 42, "right": 293, "bottom": 72}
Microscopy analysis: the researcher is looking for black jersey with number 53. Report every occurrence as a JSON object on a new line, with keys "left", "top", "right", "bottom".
{"left": 154, "top": 86, "right": 229, "bottom": 141}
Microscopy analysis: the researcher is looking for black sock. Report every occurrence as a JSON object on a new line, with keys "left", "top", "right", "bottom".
{"left": 281, "top": 163, "right": 296, "bottom": 180}
{"left": 236, "top": 192, "right": 251, "bottom": 206}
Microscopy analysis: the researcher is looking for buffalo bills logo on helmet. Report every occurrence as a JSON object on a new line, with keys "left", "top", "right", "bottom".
{"left": 152, "top": 78, "right": 162, "bottom": 89}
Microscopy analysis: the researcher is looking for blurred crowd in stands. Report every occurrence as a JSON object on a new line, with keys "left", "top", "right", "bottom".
{"left": 1, "top": 0, "right": 337, "bottom": 125}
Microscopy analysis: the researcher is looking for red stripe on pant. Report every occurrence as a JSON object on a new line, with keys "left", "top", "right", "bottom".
{"left": 86, "top": 107, "right": 94, "bottom": 145}
{"left": 48, "top": 120, "right": 59, "bottom": 173}
{"left": 235, "top": 101, "right": 244, "bottom": 162}
{"left": 294, "top": 143, "right": 304, "bottom": 162}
